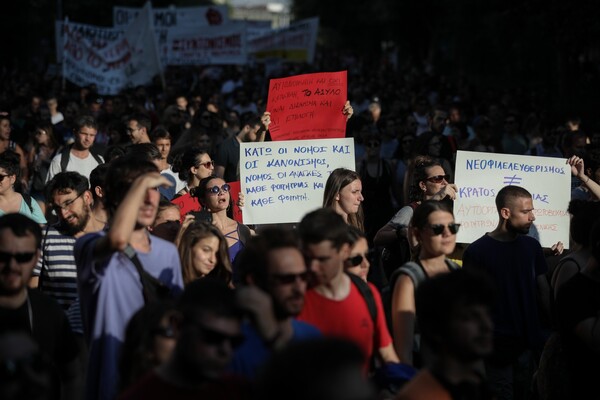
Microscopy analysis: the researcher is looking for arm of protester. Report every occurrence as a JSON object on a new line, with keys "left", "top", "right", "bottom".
{"left": 256, "top": 111, "right": 271, "bottom": 143}
{"left": 431, "top": 183, "right": 458, "bottom": 201}
{"left": 379, "top": 343, "right": 401, "bottom": 363}
{"left": 343, "top": 100, "right": 353, "bottom": 121}
{"left": 568, "top": 155, "right": 600, "bottom": 198}
{"left": 391, "top": 275, "right": 417, "bottom": 366}
{"left": 543, "top": 241, "right": 564, "bottom": 257}
{"left": 93, "top": 173, "right": 172, "bottom": 258}
{"left": 237, "top": 192, "right": 245, "bottom": 207}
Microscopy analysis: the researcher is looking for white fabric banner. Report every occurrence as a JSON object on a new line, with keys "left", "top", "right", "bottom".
{"left": 166, "top": 22, "right": 248, "bottom": 66}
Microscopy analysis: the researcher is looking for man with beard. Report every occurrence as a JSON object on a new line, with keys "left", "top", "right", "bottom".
{"left": 463, "top": 185, "right": 548, "bottom": 400}
{"left": 0, "top": 213, "right": 82, "bottom": 400}
{"left": 229, "top": 228, "right": 320, "bottom": 379}
{"left": 31, "top": 172, "right": 105, "bottom": 316}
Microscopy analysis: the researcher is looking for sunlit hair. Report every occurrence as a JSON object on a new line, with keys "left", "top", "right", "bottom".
{"left": 171, "top": 146, "right": 210, "bottom": 184}
{"left": 322, "top": 168, "right": 364, "bottom": 231}
{"left": 408, "top": 155, "right": 444, "bottom": 202}
{"left": 177, "top": 221, "right": 232, "bottom": 286}
{"left": 410, "top": 200, "right": 454, "bottom": 231}
{"left": 495, "top": 185, "right": 532, "bottom": 211}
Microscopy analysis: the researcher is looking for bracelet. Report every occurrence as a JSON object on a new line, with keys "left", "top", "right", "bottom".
{"left": 583, "top": 176, "right": 591, "bottom": 184}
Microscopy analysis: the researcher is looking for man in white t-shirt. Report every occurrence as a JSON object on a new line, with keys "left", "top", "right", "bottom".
{"left": 46, "top": 116, "right": 104, "bottom": 182}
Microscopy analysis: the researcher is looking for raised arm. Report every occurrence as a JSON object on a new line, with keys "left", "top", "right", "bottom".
{"left": 568, "top": 155, "right": 600, "bottom": 199}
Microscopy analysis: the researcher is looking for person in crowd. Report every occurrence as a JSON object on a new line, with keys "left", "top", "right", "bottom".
{"left": 177, "top": 220, "right": 233, "bottom": 286}
{"left": 126, "top": 113, "right": 151, "bottom": 144}
{"left": 554, "top": 220, "right": 600, "bottom": 398}
{"left": 412, "top": 131, "right": 454, "bottom": 182}
{"left": 358, "top": 134, "right": 395, "bottom": 243}
{"left": 196, "top": 175, "right": 253, "bottom": 264}
{"left": 170, "top": 146, "right": 214, "bottom": 221}
{"left": 0, "top": 150, "right": 45, "bottom": 224}
{"left": 568, "top": 155, "right": 600, "bottom": 200}
{"left": 298, "top": 208, "right": 399, "bottom": 370}
{"left": 118, "top": 278, "right": 250, "bottom": 399}
{"left": 345, "top": 226, "right": 371, "bottom": 282}
{"left": 88, "top": 163, "right": 108, "bottom": 226}
{"left": 45, "top": 115, "right": 103, "bottom": 183}
{"left": 151, "top": 127, "right": 186, "bottom": 195}
{"left": 392, "top": 132, "right": 415, "bottom": 206}
{"left": 374, "top": 156, "right": 456, "bottom": 277}
{"left": 231, "top": 228, "right": 321, "bottom": 379}
{"left": 125, "top": 143, "right": 176, "bottom": 201}
{"left": 323, "top": 167, "right": 365, "bottom": 232}
{"left": 0, "top": 213, "right": 82, "bottom": 400}
{"left": 118, "top": 302, "right": 178, "bottom": 393}
{"left": 0, "top": 113, "right": 28, "bottom": 182}
{"left": 463, "top": 185, "right": 549, "bottom": 400}
{"left": 389, "top": 200, "right": 461, "bottom": 367}
{"left": 256, "top": 338, "right": 377, "bottom": 400}
{"left": 214, "top": 112, "right": 271, "bottom": 183}
{"left": 501, "top": 113, "right": 528, "bottom": 155}
{"left": 28, "top": 122, "right": 61, "bottom": 213}
{"left": 397, "top": 269, "right": 496, "bottom": 400}
{"left": 74, "top": 155, "right": 183, "bottom": 400}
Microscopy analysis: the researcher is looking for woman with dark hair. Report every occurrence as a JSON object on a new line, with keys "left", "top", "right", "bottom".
{"left": 28, "top": 122, "right": 61, "bottom": 213}
{"left": 345, "top": 226, "right": 371, "bottom": 283}
{"left": 0, "top": 150, "right": 46, "bottom": 223}
{"left": 196, "top": 175, "right": 253, "bottom": 264}
{"left": 170, "top": 146, "right": 214, "bottom": 221}
{"left": 322, "top": 168, "right": 365, "bottom": 231}
{"left": 176, "top": 220, "right": 233, "bottom": 286}
{"left": 389, "top": 200, "right": 460, "bottom": 366}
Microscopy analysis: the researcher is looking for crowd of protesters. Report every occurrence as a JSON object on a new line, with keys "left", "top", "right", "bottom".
{"left": 2, "top": 51, "right": 600, "bottom": 400}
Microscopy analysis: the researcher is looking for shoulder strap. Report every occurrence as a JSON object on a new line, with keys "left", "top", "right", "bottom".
{"left": 37, "top": 224, "right": 52, "bottom": 291}
{"left": 89, "top": 148, "right": 103, "bottom": 165}
{"left": 123, "top": 244, "right": 169, "bottom": 304}
{"left": 390, "top": 261, "right": 427, "bottom": 290}
{"left": 445, "top": 259, "right": 460, "bottom": 271}
{"left": 60, "top": 144, "right": 72, "bottom": 172}
{"left": 347, "top": 272, "right": 377, "bottom": 325}
{"left": 22, "top": 193, "right": 34, "bottom": 213}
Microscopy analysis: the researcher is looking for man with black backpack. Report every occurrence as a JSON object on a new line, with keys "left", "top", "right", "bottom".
{"left": 45, "top": 115, "right": 104, "bottom": 183}
{"left": 297, "top": 208, "right": 399, "bottom": 370}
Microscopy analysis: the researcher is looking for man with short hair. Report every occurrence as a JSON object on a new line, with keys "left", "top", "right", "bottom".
{"left": 463, "top": 185, "right": 549, "bottom": 400}
{"left": 231, "top": 228, "right": 320, "bottom": 379}
{"left": 46, "top": 115, "right": 104, "bottom": 182}
{"left": 151, "top": 127, "right": 186, "bottom": 196}
{"left": 119, "top": 278, "right": 250, "bottom": 399}
{"left": 126, "top": 113, "right": 152, "bottom": 144}
{"left": 297, "top": 208, "right": 399, "bottom": 369}
{"left": 214, "top": 112, "right": 270, "bottom": 183}
{"left": 75, "top": 155, "right": 183, "bottom": 400}
{"left": 0, "top": 213, "right": 82, "bottom": 400}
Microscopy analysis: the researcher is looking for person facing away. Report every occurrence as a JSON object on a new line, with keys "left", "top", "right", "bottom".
{"left": 230, "top": 227, "right": 321, "bottom": 379}
{"left": 463, "top": 185, "right": 548, "bottom": 400}
{"left": 74, "top": 155, "right": 183, "bottom": 400}
{"left": 397, "top": 269, "right": 496, "bottom": 400}
{"left": 297, "top": 208, "right": 399, "bottom": 370}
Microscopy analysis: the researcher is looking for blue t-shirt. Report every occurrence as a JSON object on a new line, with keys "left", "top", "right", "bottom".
{"left": 229, "top": 319, "right": 321, "bottom": 379}
{"left": 75, "top": 231, "right": 183, "bottom": 400}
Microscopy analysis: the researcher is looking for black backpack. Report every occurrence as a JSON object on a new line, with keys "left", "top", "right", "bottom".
{"left": 60, "top": 144, "right": 103, "bottom": 172}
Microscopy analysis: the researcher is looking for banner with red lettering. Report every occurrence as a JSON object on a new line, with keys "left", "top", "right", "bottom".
{"left": 165, "top": 22, "right": 248, "bottom": 65}
{"left": 266, "top": 71, "right": 348, "bottom": 141}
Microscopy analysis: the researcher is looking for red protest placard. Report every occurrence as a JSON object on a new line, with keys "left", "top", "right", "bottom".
{"left": 228, "top": 181, "right": 243, "bottom": 223}
{"left": 267, "top": 71, "right": 347, "bottom": 141}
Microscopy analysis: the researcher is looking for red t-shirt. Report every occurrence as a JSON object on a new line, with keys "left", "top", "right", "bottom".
{"left": 298, "top": 279, "right": 392, "bottom": 364}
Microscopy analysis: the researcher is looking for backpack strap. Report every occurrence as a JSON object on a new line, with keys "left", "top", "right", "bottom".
{"left": 89, "top": 148, "right": 103, "bottom": 165}
{"left": 347, "top": 272, "right": 377, "bottom": 325}
{"left": 60, "top": 145, "right": 72, "bottom": 172}
{"left": 389, "top": 261, "right": 427, "bottom": 291}
{"left": 22, "top": 193, "right": 34, "bottom": 213}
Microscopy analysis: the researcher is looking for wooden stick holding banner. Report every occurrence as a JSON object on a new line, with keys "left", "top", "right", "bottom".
{"left": 267, "top": 71, "right": 348, "bottom": 141}
{"left": 240, "top": 138, "right": 355, "bottom": 224}
{"left": 454, "top": 150, "right": 571, "bottom": 248}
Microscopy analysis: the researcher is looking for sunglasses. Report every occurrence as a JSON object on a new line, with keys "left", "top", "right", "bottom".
{"left": 197, "top": 160, "right": 214, "bottom": 169}
{"left": 206, "top": 183, "right": 230, "bottom": 195}
{"left": 0, "top": 173, "right": 11, "bottom": 182}
{"left": 196, "top": 325, "right": 244, "bottom": 348}
{"left": 270, "top": 271, "right": 310, "bottom": 285}
{"left": 0, "top": 251, "right": 37, "bottom": 264}
{"left": 425, "top": 174, "right": 450, "bottom": 184}
{"left": 348, "top": 255, "right": 365, "bottom": 266}
{"left": 428, "top": 223, "right": 461, "bottom": 235}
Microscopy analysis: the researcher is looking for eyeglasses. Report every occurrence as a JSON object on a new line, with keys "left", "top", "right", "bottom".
{"left": 0, "top": 251, "right": 37, "bottom": 264}
{"left": 206, "top": 183, "right": 230, "bottom": 195}
{"left": 425, "top": 174, "right": 450, "bottom": 183}
{"left": 270, "top": 271, "right": 310, "bottom": 285}
{"left": 428, "top": 223, "right": 461, "bottom": 235}
{"left": 196, "top": 325, "right": 244, "bottom": 348}
{"left": 348, "top": 255, "right": 365, "bottom": 266}
{"left": 197, "top": 160, "right": 214, "bottom": 169}
{"left": 0, "top": 173, "right": 11, "bottom": 182}
{"left": 51, "top": 192, "right": 84, "bottom": 213}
